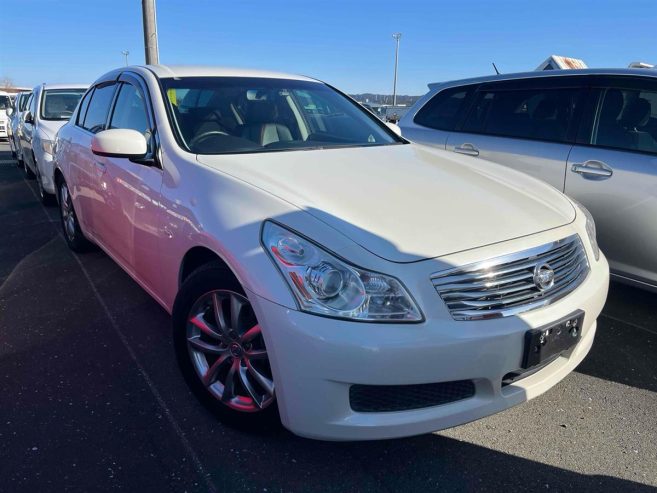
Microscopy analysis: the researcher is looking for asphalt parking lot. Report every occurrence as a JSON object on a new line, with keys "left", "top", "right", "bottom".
{"left": 0, "top": 141, "right": 655, "bottom": 493}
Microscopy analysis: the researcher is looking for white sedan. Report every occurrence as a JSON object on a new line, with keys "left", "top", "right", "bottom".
{"left": 53, "top": 65, "right": 609, "bottom": 441}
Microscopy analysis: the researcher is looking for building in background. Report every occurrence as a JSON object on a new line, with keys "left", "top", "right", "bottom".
{"left": 536, "top": 55, "right": 588, "bottom": 71}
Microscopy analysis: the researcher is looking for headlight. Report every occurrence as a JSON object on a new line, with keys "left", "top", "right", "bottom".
{"left": 41, "top": 139, "right": 54, "bottom": 156}
{"left": 262, "top": 221, "right": 423, "bottom": 322}
{"left": 572, "top": 199, "right": 600, "bottom": 261}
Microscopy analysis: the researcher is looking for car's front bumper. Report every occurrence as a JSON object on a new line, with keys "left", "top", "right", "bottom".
{"left": 249, "top": 252, "right": 609, "bottom": 441}
{"left": 35, "top": 149, "right": 56, "bottom": 194}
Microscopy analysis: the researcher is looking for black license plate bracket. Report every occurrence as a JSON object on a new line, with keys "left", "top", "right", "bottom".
{"left": 522, "top": 310, "right": 585, "bottom": 369}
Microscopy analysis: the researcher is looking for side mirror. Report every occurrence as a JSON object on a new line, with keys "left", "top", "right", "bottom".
{"left": 6, "top": 107, "right": 13, "bottom": 117}
{"left": 91, "top": 129, "right": 147, "bottom": 159}
{"left": 24, "top": 111, "right": 33, "bottom": 124}
{"left": 386, "top": 122, "right": 402, "bottom": 137}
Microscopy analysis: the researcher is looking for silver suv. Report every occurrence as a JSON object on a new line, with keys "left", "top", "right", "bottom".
{"left": 400, "top": 68, "right": 657, "bottom": 291}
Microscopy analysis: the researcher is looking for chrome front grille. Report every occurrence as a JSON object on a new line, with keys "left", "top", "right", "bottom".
{"left": 431, "top": 235, "right": 589, "bottom": 320}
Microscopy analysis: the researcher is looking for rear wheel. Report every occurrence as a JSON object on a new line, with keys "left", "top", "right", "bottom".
{"left": 58, "top": 179, "right": 93, "bottom": 252}
{"left": 173, "top": 263, "right": 279, "bottom": 431}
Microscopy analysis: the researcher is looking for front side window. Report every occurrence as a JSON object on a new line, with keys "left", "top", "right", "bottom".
{"left": 414, "top": 86, "right": 474, "bottom": 131}
{"left": 109, "top": 83, "right": 150, "bottom": 135}
{"left": 591, "top": 87, "right": 657, "bottom": 154}
{"left": 40, "top": 89, "right": 86, "bottom": 121}
{"left": 27, "top": 93, "right": 36, "bottom": 115}
{"left": 19, "top": 93, "right": 30, "bottom": 111}
{"left": 160, "top": 76, "right": 401, "bottom": 154}
{"left": 463, "top": 87, "right": 580, "bottom": 143}
{"left": 109, "top": 83, "right": 152, "bottom": 153}
{"left": 76, "top": 89, "right": 93, "bottom": 127}
{"left": 82, "top": 84, "right": 117, "bottom": 134}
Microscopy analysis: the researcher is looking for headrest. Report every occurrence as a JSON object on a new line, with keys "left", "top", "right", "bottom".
{"left": 601, "top": 89, "right": 624, "bottom": 120}
{"left": 533, "top": 98, "right": 557, "bottom": 120}
{"left": 622, "top": 98, "right": 651, "bottom": 128}
{"left": 246, "top": 100, "right": 277, "bottom": 123}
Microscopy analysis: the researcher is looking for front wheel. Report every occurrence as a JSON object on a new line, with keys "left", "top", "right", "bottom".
{"left": 36, "top": 167, "right": 55, "bottom": 206}
{"left": 173, "top": 263, "right": 279, "bottom": 431}
{"left": 24, "top": 153, "right": 35, "bottom": 179}
{"left": 58, "top": 179, "right": 93, "bottom": 252}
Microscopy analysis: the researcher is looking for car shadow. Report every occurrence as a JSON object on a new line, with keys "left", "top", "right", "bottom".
{"left": 205, "top": 426, "right": 655, "bottom": 492}
{"left": 574, "top": 281, "right": 657, "bottom": 393}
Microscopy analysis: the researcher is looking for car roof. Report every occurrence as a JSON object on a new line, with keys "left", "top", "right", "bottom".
{"left": 428, "top": 68, "right": 657, "bottom": 90}
{"left": 34, "top": 83, "right": 89, "bottom": 91}
{"left": 141, "top": 64, "right": 319, "bottom": 82}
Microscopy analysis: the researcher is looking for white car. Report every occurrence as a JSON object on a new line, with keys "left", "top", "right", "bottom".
{"left": 0, "top": 91, "right": 11, "bottom": 140}
{"left": 53, "top": 65, "right": 609, "bottom": 441}
{"left": 20, "top": 83, "right": 87, "bottom": 203}
{"left": 7, "top": 91, "right": 32, "bottom": 162}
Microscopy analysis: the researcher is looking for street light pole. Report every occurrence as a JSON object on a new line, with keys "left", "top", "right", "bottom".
{"left": 122, "top": 50, "right": 130, "bottom": 66}
{"left": 142, "top": 0, "right": 159, "bottom": 65}
{"left": 392, "top": 33, "right": 402, "bottom": 107}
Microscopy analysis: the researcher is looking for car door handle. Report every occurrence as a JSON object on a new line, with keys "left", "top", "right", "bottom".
{"left": 571, "top": 161, "right": 613, "bottom": 178}
{"left": 454, "top": 143, "right": 479, "bottom": 157}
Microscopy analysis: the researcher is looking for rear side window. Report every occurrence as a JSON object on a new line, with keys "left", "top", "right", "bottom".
{"left": 414, "top": 86, "right": 474, "bottom": 131}
{"left": 82, "top": 84, "right": 117, "bottom": 133}
{"left": 590, "top": 87, "right": 657, "bottom": 155}
{"left": 463, "top": 87, "right": 580, "bottom": 143}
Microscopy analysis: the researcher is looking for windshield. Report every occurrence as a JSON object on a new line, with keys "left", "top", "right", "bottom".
{"left": 0, "top": 96, "right": 9, "bottom": 110}
{"left": 160, "top": 77, "right": 401, "bottom": 154}
{"left": 40, "top": 89, "right": 86, "bottom": 121}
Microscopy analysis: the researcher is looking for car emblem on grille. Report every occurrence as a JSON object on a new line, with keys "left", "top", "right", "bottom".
{"left": 533, "top": 263, "right": 555, "bottom": 291}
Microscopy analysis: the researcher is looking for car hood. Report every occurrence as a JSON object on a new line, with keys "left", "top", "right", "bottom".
{"left": 197, "top": 144, "right": 575, "bottom": 263}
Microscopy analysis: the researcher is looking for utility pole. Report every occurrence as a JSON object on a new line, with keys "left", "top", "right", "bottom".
{"left": 122, "top": 50, "right": 130, "bottom": 66}
{"left": 142, "top": 0, "right": 159, "bottom": 65}
{"left": 392, "top": 33, "right": 402, "bottom": 107}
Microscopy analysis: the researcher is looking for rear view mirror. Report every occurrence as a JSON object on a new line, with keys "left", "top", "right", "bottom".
{"left": 24, "top": 111, "right": 33, "bottom": 124}
{"left": 91, "top": 129, "right": 147, "bottom": 159}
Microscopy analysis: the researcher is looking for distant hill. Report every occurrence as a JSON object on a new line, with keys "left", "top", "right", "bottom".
{"left": 349, "top": 93, "right": 421, "bottom": 106}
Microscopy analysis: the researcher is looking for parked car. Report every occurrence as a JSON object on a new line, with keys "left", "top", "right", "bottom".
{"left": 53, "top": 65, "right": 609, "bottom": 441}
{"left": 20, "top": 83, "right": 87, "bottom": 203}
{"left": 0, "top": 91, "right": 11, "bottom": 140}
{"left": 400, "top": 68, "right": 657, "bottom": 292}
{"left": 7, "top": 91, "right": 32, "bottom": 162}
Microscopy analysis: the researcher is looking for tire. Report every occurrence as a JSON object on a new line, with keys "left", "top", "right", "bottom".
{"left": 24, "top": 154, "right": 35, "bottom": 179}
{"left": 173, "top": 262, "right": 280, "bottom": 432}
{"left": 36, "top": 167, "right": 55, "bottom": 206}
{"left": 57, "top": 178, "right": 94, "bottom": 252}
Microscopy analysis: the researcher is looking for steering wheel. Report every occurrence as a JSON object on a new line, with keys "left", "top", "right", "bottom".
{"left": 189, "top": 129, "right": 229, "bottom": 148}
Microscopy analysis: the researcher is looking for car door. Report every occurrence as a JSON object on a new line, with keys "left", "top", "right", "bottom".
{"left": 67, "top": 83, "right": 118, "bottom": 236}
{"left": 93, "top": 74, "right": 163, "bottom": 291}
{"left": 446, "top": 77, "right": 588, "bottom": 190}
{"left": 566, "top": 76, "right": 657, "bottom": 287}
{"left": 401, "top": 84, "right": 478, "bottom": 148}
